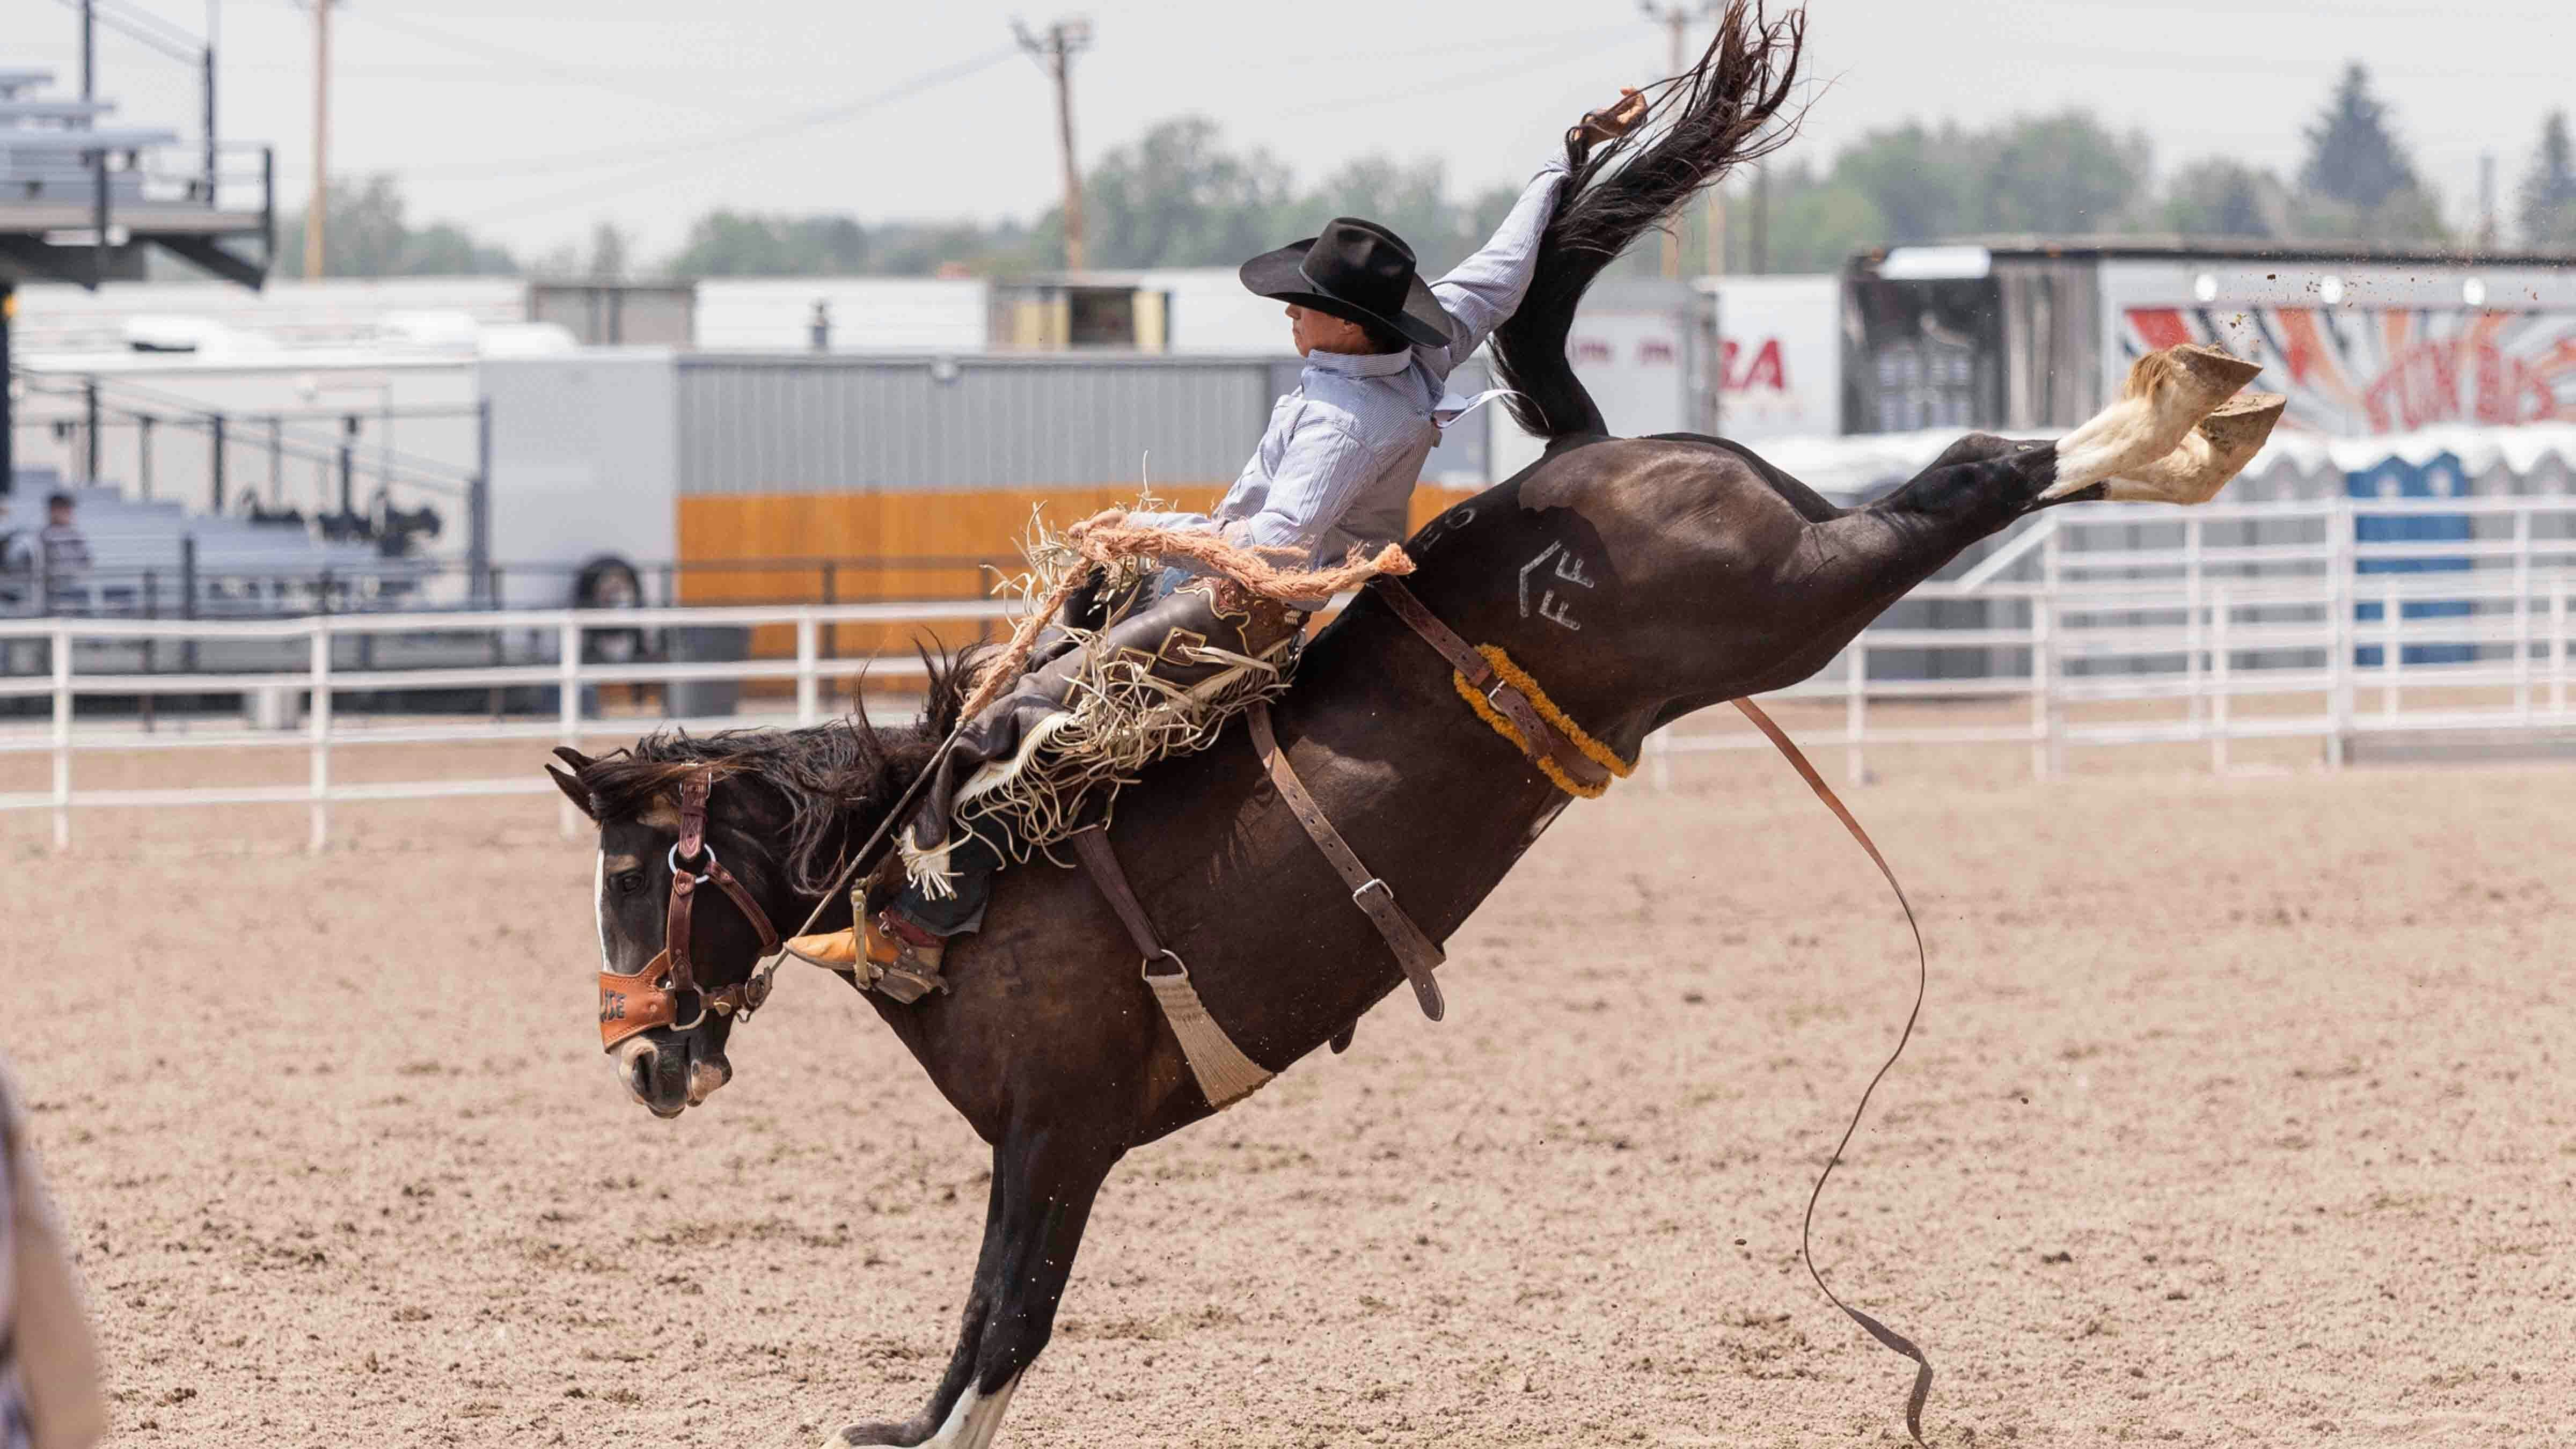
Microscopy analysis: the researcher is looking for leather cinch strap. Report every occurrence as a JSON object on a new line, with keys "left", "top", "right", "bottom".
{"left": 1374, "top": 576, "right": 1614, "bottom": 794}
{"left": 1072, "top": 827, "right": 1274, "bottom": 1110}
{"left": 1246, "top": 701, "right": 1447, "bottom": 1021}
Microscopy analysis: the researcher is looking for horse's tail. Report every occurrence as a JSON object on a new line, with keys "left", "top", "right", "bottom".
{"left": 1489, "top": 1, "right": 1806, "bottom": 441}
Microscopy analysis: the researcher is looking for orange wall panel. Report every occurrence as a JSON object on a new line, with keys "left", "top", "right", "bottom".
{"left": 676, "top": 482, "right": 1483, "bottom": 675}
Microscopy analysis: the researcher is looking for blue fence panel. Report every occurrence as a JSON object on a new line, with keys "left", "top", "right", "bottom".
{"left": 2351, "top": 452, "right": 2473, "bottom": 667}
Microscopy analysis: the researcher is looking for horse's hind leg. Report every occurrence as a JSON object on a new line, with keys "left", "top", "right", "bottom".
{"left": 826, "top": 1124, "right": 1122, "bottom": 1449}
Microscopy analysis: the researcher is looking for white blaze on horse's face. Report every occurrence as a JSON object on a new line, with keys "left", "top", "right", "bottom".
{"left": 593, "top": 848, "right": 612, "bottom": 971}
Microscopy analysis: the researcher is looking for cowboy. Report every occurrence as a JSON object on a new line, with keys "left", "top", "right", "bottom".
{"left": 788, "top": 86, "right": 1651, "bottom": 990}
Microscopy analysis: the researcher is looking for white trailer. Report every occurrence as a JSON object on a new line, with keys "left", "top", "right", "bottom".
{"left": 1842, "top": 240, "right": 2576, "bottom": 437}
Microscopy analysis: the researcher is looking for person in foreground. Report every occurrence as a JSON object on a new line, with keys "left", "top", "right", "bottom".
{"left": 784, "top": 86, "right": 1653, "bottom": 987}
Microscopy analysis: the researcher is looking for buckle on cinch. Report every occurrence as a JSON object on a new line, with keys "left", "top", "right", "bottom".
{"left": 1352, "top": 877, "right": 1394, "bottom": 911}
{"left": 1140, "top": 948, "right": 1188, "bottom": 981}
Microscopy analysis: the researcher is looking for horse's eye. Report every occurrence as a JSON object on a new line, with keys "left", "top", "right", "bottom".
{"left": 611, "top": 870, "right": 647, "bottom": 896}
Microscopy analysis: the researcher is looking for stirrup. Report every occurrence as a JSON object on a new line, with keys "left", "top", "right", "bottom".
{"left": 864, "top": 910, "right": 948, "bottom": 1004}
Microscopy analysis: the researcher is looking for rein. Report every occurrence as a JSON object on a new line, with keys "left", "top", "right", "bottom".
{"left": 1373, "top": 574, "right": 1937, "bottom": 1448}
{"left": 596, "top": 771, "right": 785, "bottom": 1052}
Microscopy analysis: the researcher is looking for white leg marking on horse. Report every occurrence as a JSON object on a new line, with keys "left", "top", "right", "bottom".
{"left": 2045, "top": 346, "right": 2258, "bottom": 499}
{"left": 918, "top": 1374, "right": 1021, "bottom": 1449}
{"left": 2049, "top": 398, "right": 2176, "bottom": 496}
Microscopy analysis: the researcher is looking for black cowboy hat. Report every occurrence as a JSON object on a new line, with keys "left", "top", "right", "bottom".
{"left": 1239, "top": 218, "right": 1457, "bottom": 350}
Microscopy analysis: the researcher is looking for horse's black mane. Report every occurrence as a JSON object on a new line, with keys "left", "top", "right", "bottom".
{"left": 1489, "top": 0, "right": 1804, "bottom": 440}
{"left": 571, "top": 649, "right": 973, "bottom": 894}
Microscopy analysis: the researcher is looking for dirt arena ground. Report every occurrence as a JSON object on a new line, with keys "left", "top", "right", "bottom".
{"left": 8, "top": 727, "right": 2572, "bottom": 1446}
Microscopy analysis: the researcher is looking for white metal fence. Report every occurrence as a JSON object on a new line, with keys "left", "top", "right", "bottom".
{"left": 1644, "top": 493, "right": 2576, "bottom": 785}
{"left": 0, "top": 600, "right": 1008, "bottom": 850}
{"left": 8, "top": 492, "right": 2575, "bottom": 848}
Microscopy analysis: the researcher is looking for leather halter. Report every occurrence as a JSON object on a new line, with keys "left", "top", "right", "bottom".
{"left": 597, "top": 771, "right": 787, "bottom": 1052}
{"left": 1372, "top": 576, "right": 1616, "bottom": 793}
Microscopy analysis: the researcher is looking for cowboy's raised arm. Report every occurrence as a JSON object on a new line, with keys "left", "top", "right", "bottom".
{"left": 1421, "top": 159, "right": 1569, "bottom": 375}
{"left": 1425, "top": 86, "right": 1649, "bottom": 374}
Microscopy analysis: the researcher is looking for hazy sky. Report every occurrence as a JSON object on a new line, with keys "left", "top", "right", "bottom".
{"left": 19, "top": 0, "right": 2573, "bottom": 259}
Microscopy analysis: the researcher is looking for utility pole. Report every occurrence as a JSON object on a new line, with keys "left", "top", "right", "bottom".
{"left": 1014, "top": 16, "right": 1093, "bottom": 272}
{"left": 2477, "top": 152, "right": 2498, "bottom": 252}
{"left": 1640, "top": 2, "right": 1714, "bottom": 279}
{"left": 1751, "top": 165, "right": 1769, "bottom": 273}
{"left": 305, "top": 0, "right": 334, "bottom": 280}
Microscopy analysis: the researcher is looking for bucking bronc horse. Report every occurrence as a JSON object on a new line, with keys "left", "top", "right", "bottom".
{"left": 548, "top": 9, "right": 2283, "bottom": 1445}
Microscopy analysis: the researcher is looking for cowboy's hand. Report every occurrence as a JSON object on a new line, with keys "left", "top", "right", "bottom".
{"left": 1575, "top": 87, "right": 1649, "bottom": 144}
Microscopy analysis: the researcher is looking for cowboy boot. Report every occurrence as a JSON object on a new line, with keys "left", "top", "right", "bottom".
{"left": 782, "top": 910, "right": 952, "bottom": 1002}
{"left": 783, "top": 854, "right": 966, "bottom": 1000}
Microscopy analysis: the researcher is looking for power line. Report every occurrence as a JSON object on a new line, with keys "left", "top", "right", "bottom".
{"left": 337, "top": 6, "right": 741, "bottom": 115}
{"left": 376, "top": 45, "right": 1019, "bottom": 185}
{"left": 443, "top": 46, "right": 1022, "bottom": 226}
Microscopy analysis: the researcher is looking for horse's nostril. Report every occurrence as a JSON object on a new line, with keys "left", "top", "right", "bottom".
{"left": 624, "top": 1044, "right": 656, "bottom": 1102}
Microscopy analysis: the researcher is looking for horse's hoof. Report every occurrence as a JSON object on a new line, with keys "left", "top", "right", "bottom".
{"left": 2126, "top": 342, "right": 2264, "bottom": 411}
{"left": 2049, "top": 346, "right": 2267, "bottom": 499}
{"left": 2106, "top": 393, "right": 2286, "bottom": 504}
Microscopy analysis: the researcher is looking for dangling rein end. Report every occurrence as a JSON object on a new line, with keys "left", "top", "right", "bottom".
{"left": 1449, "top": 643, "right": 1635, "bottom": 797}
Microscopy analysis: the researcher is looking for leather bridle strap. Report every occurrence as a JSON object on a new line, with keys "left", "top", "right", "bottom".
{"left": 1246, "top": 701, "right": 1447, "bottom": 1022}
{"left": 667, "top": 772, "right": 785, "bottom": 993}
{"left": 598, "top": 769, "right": 787, "bottom": 1052}
{"left": 1372, "top": 577, "right": 1613, "bottom": 794}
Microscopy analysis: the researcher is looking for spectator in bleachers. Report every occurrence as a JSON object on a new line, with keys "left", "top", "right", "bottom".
{"left": 35, "top": 495, "right": 90, "bottom": 613}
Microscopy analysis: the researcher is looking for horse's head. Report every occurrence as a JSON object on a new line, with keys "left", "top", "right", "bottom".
{"left": 548, "top": 746, "right": 803, "bottom": 1119}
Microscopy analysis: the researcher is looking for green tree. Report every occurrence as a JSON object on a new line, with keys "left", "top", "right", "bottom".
{"left": 275, "top": 175, "right": 517, "bottom": 277}
{"left": 1738, "top": 162, "right": 1885, "bottom": 272}
{"left": 1981, "top": 112, "right": 2153, "bottom": 233}
{"left": 664, "top": 212, "right": 869, "bottom": 276}
{"left": 2300, "top": 63, "right": 2417, "bottom": 209}
{"left": 586, "top": 221, "right": 631, "bottom": 281}
{"left": 1079, "top": 117, "right": 1295, "bottom": 269}
{"left": 2519, "top": 109, "right": 2576, "bottom": 250}
{"left": 2163, "top": 159, "right": 2281, "bottom": 238}
{"left": 1829, "top": 122, "right": 1986, "bottom": 241}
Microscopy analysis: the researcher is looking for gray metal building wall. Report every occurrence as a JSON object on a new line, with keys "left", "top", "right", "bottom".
{"left": 672, "top": 353, "right": 1303, "bottom": 495}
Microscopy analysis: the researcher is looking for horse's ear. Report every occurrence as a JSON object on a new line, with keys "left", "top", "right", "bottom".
{"left": 546, "top": 763, "right": 598, "bottom": 822}
{"left": 552, "top": 746, "right": 596, "bottom": 772}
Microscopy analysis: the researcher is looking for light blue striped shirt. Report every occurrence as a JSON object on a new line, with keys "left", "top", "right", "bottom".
{"left": 1128, "top": 157, "right": 1571, "bottom": 573}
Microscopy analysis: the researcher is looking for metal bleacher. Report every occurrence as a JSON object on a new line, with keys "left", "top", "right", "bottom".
{"left": 0, "top": 44, "right": 269, "bottom": 289}
{"left": 3, "top": 463, "right": 433, "bottom": 619}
